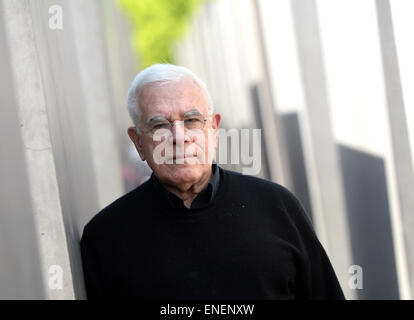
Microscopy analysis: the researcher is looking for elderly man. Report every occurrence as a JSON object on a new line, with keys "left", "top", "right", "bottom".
{"left": 80, "top": 64, "right": 345, "bottom": 300}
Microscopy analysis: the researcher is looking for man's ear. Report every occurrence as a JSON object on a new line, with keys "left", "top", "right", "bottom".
{"left": 127, "top": 126, "right": 146, "bottom": 161}
{"left": 210, "top": 113, "right": 221, "bottom": 150}
{"left": 211, "top": 112, "right": 221, "bottom": 131}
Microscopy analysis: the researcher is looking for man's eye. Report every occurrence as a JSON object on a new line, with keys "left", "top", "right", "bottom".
{"left": 185, "top": 117, "right": 201, "bottom": 124}
{"left": 153, "top": 123, "right": 170, "bottom": 130}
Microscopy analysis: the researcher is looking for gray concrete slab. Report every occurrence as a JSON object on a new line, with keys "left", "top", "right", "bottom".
{"left": 290, "top": 0, "right": 354, "bottom": 299}
{"left": 376, "top": 0, "right": 414, "bottom": 298}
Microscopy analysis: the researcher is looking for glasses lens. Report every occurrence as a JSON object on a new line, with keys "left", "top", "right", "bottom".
{"left": 184, "top": 116, "right": 205, "bottom": 130}
{"left": 150, "top": 122, "right": 171, "bottom": 134}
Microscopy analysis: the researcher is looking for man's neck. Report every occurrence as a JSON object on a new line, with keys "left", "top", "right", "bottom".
{"left": 162, "top": 168, "right": 212, "bottom": 208}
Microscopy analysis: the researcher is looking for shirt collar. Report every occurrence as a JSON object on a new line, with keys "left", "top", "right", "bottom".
{"left": 151, "top": 163, "right": 221, "bottom": 211}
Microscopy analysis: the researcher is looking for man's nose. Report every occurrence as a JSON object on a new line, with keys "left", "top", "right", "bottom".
{"left": 171, "top": 121, "right": 189, "bottom": 144}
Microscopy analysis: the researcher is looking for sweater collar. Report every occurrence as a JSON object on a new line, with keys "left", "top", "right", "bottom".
{"left": 151, "top": 163, "right": 221, "bottom": 211}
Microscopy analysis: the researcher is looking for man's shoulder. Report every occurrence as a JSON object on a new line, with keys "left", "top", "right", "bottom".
{"left": 81, "top": 178, "right": 152, "bottom": 240}
{"left": 222, "top": 168, "right": 312, "bottom": 228}
{"left": 221, "top": 167, "right": 293, "bottom": 196}
{"left": 221, "top": 167, "right": 305, "bottom": 211}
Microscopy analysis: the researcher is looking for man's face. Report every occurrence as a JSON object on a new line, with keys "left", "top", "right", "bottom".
{"left": 128, "top": 78, "right": 221, "bottom": 187}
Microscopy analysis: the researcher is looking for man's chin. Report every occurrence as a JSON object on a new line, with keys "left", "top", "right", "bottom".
{"left": 167, "top": 163, "right": 201, "bottom": 176}
{"left": 154, "top": 163, "right": 207, "bottom": 184}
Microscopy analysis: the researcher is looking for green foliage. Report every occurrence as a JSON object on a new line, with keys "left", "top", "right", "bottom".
{"left": 117, "top": 0, "right": 206, "bottom": 69}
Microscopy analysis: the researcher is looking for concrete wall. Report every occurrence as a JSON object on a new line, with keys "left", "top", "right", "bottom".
{"left": 0, "top": 0, "right": 137, "bottom": 299}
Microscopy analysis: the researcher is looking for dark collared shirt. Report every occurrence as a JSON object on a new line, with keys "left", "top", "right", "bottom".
{"left": 151, "top": 163, "right": 221, "bottom": 211}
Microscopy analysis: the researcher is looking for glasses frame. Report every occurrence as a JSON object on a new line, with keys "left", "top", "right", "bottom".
{"left": 141, "top": 113, "right": 211, "bottom": 135}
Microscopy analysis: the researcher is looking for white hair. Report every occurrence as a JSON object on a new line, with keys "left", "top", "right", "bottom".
{"left": 127, "top": 64, "right": 214, "bottom": 133}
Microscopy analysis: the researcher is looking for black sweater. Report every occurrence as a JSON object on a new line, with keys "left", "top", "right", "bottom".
{"left": 80, "top": 166, "right": 345, "bottom": 300}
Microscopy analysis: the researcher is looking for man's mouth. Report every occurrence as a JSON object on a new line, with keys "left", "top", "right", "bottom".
{"left": 171, "top": 155, "right": 195, "bottom": 160}
{"left": 163, "top": 153, "right": 198, "bottom": 163}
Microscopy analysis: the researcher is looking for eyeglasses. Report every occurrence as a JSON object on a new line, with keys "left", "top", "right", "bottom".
{"left": 143, "top": 114, "right": 208, "bottom": 135}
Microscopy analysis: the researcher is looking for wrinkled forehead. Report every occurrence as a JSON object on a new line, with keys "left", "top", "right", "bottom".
{"left": 139, "top": 79, "right": 210, "bottom": 118}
